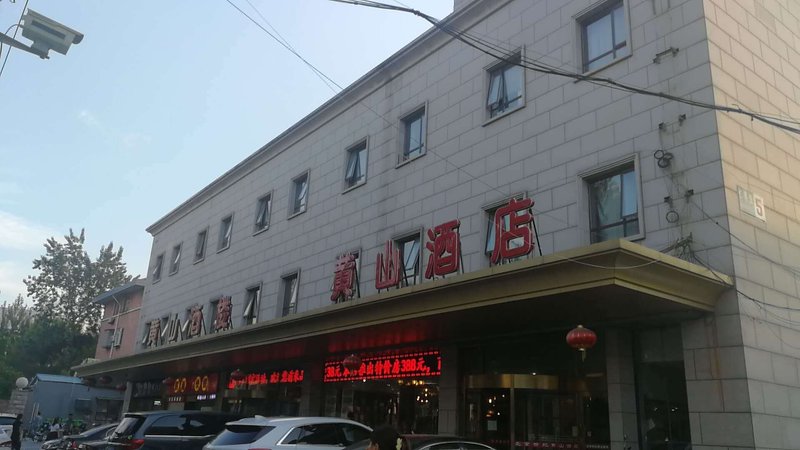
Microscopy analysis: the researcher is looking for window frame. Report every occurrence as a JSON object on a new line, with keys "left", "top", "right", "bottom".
{"left": 578, "top": 154, "right": 644, "bottom": 245}
{"left": 280, "top": 270, "right": 301, "bottom": 317}
{"left": 398, "top": 104, "right": 427, "bottom": 166}
{"left": 343, "top": 139, "right": 369, "bottom": 191}
{"left": 194, "top": 228, "right": 208, "bottom": 264}
{"left": 243, "top": 283, "right": 262, "bottom": 325}
{"left": 576, "top": 0, "right": 631, "bottom": 73}
{"left": 393, "top": 230, "right": 423, "bottom": 287}
{"left": 218, "top": 214, "right": 234, "bottom": 252}
{"left": 289, "top": 171, "right": 310, "bottom": 218}
{"left": 484, "top": 50, "right": 525, "bottom": 122}
{"left": 169, "top": 243, "right": 182, "bottom": 275}
{"left": 152, "top": 253, "right": 165, "bottom": 283}
{"left": 253, "top": 192, "right": 273, "bottom": 234}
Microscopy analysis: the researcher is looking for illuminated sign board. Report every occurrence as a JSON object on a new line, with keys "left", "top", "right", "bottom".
{"left": 227, "top": 370, "right": 305, "bottom": 389}
{"left": 166, "top": 373, "right": 219, "bottom": 396}
{"left": 324, "top": 351, "right": 441, "bottom": 382}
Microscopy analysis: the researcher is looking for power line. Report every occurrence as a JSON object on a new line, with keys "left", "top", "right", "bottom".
{"left": 0, "top": 0, "right": 30, "bottom": 80}
{"left": 330, "top": 0, "right": 800, "bottom": 136}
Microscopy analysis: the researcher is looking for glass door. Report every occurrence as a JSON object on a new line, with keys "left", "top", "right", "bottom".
{"left": 465, "top": 388, "right": 512, "bottom": 450}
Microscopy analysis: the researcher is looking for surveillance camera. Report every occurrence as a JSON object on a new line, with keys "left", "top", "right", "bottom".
{"left": 21, "top": 9, "right": 83, "bottom": 58}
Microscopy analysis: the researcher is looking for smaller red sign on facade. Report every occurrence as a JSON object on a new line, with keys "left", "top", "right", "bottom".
{"left": 331, "top": 253, "right": 357, "bottom": 302}
{"left": 185, "top": 304, "right": 206, "bottom": 339}
{"left": 375, "top": 241, "right": 401, "bottom": 290}
{"left": 227, "top": 369, "right": 305, "bottom": 389}
{"left": 425, "top": 219, "right": 461, "bottom": 279}
{"left": 490, "top": 197, "right": 535, "bottom": 264}
{"left": 324, "top": 350, "right": 441, "bottom": 383}
{"left": 166, "top": 373, "right": 219, "bottom": 396}
{"left": 213, "top": 296, "right": 233, "bottom": 332}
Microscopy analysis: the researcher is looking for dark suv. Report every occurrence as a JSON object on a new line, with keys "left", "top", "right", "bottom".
{"left": 106, "top": 410, "right": 242, "bottom": 450}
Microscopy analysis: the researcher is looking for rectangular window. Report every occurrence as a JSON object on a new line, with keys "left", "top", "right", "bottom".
{"left": 588, "top": 165, "right": 640, "bottom": 243}
{"left": 254, "top": 193, "right": 272, "bottom": 232}
{"left": 487, "top": 53, "right": 524, "bottom": 118}
{"left": 243, "top": 285, "right": 261, "bottom": 325}
{"left": 152, "top": 253, "right": 164, "bottom": 282}
{"left": 401, "top": 107, "right": 426, "bottom": 162}
{"left": 581, "top": 1, "right": 628, "bottom": 72}
{"left": 281, "top": 272, "right": 299, "bottom": 316}
{"left": 395, "top": 234, "right": 421, "bottom": 286}
{"left": 291, "top": 172, "right": 309, "bottom": 216}
{"left": 103, "top": 330, "right": 114, "bottom": 348}
{"left": 113, "top": 328, "right": 124, "bottom": 347}
{"left": 194, "top": 229, "right": 207, "bottom": 262}
{"left": 218, "top": 215, "right": 233, "bottom": 251}
{"left": 344, "top": 141, "right": 368, "bottom": 188}
{"left": 169, "top": 243, "right": 182, "bottom": 275}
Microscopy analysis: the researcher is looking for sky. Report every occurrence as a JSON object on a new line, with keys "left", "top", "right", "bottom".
{"left": 0, "top": 0, "right": 454, "bottom": 302}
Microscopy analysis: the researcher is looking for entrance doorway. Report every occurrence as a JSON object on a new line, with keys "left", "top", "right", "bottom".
{"left": 464, "top": 374, "right": 608, "bottom": 450}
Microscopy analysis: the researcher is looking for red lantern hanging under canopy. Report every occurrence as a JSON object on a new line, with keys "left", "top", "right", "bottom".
{"left": 115, "top": 383, "right": 126, "bottom": 391}
{"left": 566, "top": 325, "right": 597, "bottom": 360}
{"left": 342, "top": 354, "right": 362, "bottom": 372}
{"left": 162, "top": 377, "right": 174, "bottom": 386}
{"left": 230, "top": 369, "right": 246, "bottom": 382}
{"left": 98, "top": 375, "right": 112, "bottom": 384}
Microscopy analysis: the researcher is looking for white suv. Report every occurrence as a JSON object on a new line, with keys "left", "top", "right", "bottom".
{"left": 204, "top": 416, "right": 371, "bottom": 450}
{"left": 0, "top": 413, "right": 16, "bottom": 441}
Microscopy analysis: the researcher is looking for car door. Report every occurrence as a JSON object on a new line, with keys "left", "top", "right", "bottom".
{"left": 142, "top": 414, "right": 191, "bottom": 450}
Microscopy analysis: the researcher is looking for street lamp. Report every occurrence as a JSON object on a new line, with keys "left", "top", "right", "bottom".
{"left": 0, "top": 8, "right": 83, "bottom": 59}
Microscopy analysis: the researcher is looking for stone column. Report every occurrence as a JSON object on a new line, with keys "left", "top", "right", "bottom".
{"left": 605, "top": 329, "right": 638, "bottom": 450}
{"left": 438, "top": 345, "right": 459, "bottom": 435}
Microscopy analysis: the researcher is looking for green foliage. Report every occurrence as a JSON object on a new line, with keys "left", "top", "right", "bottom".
{"left": 0, "top": 294, "right": 31, "bottom": 398}
{"left": 24, "top": 228, "right": 132, "bottom": 335}
{"left": 9, "top": 316, "right": 96, "bottom": 377}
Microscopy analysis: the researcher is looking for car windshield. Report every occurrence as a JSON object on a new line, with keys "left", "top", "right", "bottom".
{"left": 210, "top": 425, "right": 274, "bottom": 445}
{"left": 112, "top": 416, "right": 144, "bottom": 439}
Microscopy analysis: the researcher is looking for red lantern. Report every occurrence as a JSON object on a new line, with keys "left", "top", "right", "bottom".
{"left": 115, "top": 383, "right": 127, "bottom": 391}
{"left": 162, "top": 377, "right": 174, "bottom": 386}
{"left": 230, "top": 369, "right": 245, "bottom": 381}
{"left": 81, "top": 377, "right": 96, "bottom": 386}
{"left": 342, "top": 354, "right": 362, "bottom": 372}
{"left": 566, "top": 325, "right": 597, "bottom": 361}
{"left": 98, "top": 375, "right": 112, "bottom": 384}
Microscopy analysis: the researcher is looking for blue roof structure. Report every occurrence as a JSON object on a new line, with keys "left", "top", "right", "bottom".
{"left": 33, "top": 373, "right": 82, "bottom": 384}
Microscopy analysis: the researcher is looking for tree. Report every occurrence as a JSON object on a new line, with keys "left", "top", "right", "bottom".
{"left": 9, "top": 316, "right": 96, "bottom": 377}
{"left": 0, "top": 294, "right": 32, "bottom": 398}
{"left": 24, "top": 229, "right": 132, "bottom": 334}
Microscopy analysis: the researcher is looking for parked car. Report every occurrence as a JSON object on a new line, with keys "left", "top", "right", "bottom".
{"left": 343, "top": 435, "right": 495, "bottom": 450}
{"left": 106, "top": 410, "right": 242, "bottom": 450}
{"left": 0, "top": 427, "right": 10, "bottom": 448}
{"left": 0, "top": 414, "right": 15, "bottom": 440}
{"left": 42, "top": 422, "right": 118, "bottom": 450}
{"left": 204, "top": 416, "right": 372, "bottom": 450}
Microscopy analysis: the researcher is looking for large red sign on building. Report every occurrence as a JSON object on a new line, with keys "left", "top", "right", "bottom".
{"left": 375, "top": 241, "right": 401, "bottom": 290}
{"left": 166, "top": 373, "right": 219, "bottom": 396}
{"left": 324, "top": 350, "right": 441, "bottom": 382}
{"left": 491, "top": 197, "right": 535, "bottom": 264}
{"left": 425, "top": 219, "right": 461, "bottom": 279}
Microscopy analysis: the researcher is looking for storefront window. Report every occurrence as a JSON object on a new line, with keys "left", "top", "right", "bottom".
{"left": 635, "top": 327, "right": 690, "bottom": 450}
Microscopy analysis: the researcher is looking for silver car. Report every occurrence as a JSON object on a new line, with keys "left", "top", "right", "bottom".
{"left": 204, "top": 416, "right": 371, "bottom": 450}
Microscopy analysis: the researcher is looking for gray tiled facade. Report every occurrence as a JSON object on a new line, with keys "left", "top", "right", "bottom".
{"left": 137, "top": 0, "right": 800, "bottom": 448}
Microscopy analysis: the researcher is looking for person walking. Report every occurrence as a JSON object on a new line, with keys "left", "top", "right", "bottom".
{"left": 367, "top": 425, "right": 406, "bottom": 450}
{"left": 10, "top": 414, "right": 22, "bottom": 450}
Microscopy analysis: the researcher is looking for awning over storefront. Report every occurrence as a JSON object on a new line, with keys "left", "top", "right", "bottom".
{"left": 74, "top": 239, "right": 731, "bottom": 380}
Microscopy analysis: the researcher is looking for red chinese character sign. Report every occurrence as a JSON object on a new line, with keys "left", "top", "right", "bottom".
{"left": 183, "top": 304, "right": 206, "bottom": 339}
{"left": 425, "top": 219, "right": 461, "bottom": 279}
{"left": 143, "top": 319, "right": 161, "bottom": 348}
{"left": 213, "top": 296, "right": 233, "bottom": 332}
{"left": 375, "top": 241, "right": 401, "bottom": 290}
{"left": 323, "top": 351, "right": 441, "bottom": 382}
{"left": 491, "top": 197, "right": 535, "bottom": 264}
{"left": 331, "top": 253, "right": 359, "bottom": 303}
{"left": 227, "top": 369, "right": 305, "bottom": 389}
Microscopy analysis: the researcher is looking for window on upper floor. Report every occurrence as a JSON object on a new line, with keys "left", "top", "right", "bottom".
{"left": 587, "top": 163, "right": 641, "bottom": 243}
{"left": 344, "top": 141, "right": 368, "bottom": 189}
{"left": 152, "top": 253, "right": 164, "bottom": 283}
{"left": 395, "top": 233, "right": 421, "bottom": 286}
{"left": 103, "top": 329, "right": 114, "bottom": 349}
{"left": 194, "top": 228, "right": 208, "bottom": 262}
{"left": 400, "top": 106, "right": 426, "bottom": 163}
{"left": 487, "top": 52, "right": 524, "bottom": 119}
{"left": 218, "top": 215, "right": 233, "bottom": 251}
{"left": 169, "top": 243, "right": 182, "bottom": 275}
{"left": 254, "top": 193, "right": 272, "bottom": 233}
{"left": 243, "top": 284, "right": 261, "bottom": 325}
{"left": 580, "top": 0, "right": 629, "bottom": 72}
{"left": 281, "top": 272, "right": 300, "bottom": 316}
{"left": 290, "top": 172, "right": 309, "bottom": 216}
